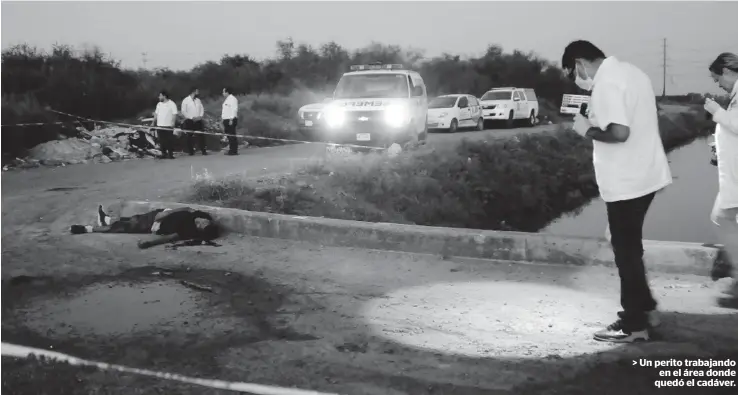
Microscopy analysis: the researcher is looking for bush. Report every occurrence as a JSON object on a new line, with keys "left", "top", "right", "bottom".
{"left": 188, "top": 111, "right": 710, "bottom": 232}
{"left": 190, "top": 126, "right": 599, "bottom": 232}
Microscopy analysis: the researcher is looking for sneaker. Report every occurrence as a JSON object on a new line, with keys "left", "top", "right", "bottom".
{"left": 594, "top": 319, "right": 650, "bottom": 343}
{"left": 97, "top": 205, "right": 110, "bottom": 227}
{"left": 70, "top": 225, "right": 87, "bottom": 234}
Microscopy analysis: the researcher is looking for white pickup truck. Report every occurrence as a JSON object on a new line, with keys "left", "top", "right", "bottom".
{"left": 560, "top": 94, "right": 591, "bottom": 115}
{"left": 479, "top": 87, "right": 539, "bottom": 128}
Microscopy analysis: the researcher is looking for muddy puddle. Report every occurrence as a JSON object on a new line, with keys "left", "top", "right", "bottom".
{"left": 2, "top": 266, "right": 319, "bottom": 373}
{"left": 18, "top": 280, "right": 203, "bottom": 337}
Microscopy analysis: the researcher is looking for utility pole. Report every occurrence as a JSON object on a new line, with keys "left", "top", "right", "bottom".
{"left": 141, "top": 52, "right": 148, "bottom": 69}
{"left": 661, "top": 38, "right": 667, "bottom": 99}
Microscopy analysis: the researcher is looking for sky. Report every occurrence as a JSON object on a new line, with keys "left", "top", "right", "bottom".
{"left": 2, "top": 1, "right": 737, "bottom": 95}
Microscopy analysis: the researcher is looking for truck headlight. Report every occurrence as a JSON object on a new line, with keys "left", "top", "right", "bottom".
{"left": 324, "top": 106, "right": 346, "bottom": 128}
{"left": 385, "top": 104, "right": 411, "bottom": 128}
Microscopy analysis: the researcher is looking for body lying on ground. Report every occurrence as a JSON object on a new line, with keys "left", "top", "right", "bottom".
{"left": 70, "top": 205, "right": 221, "bottom": 249}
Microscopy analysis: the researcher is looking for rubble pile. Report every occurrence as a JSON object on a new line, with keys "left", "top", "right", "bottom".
{"left": 5, "top": 126, "right": 162, "bottom": 170}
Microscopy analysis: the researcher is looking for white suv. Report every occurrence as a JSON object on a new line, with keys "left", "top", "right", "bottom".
{"left": 480, "top": 87, "right": 539, "bottom": 128}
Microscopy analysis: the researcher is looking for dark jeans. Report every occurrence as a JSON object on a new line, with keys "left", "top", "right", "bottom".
{"left": 223, "top": 118, "right": 238, "bottom": 153}
{"left": 606, "top": 191, "right": 657, "bottom": 330}
{"left": 182, "top": 119, "right": 206, "bottom": 154}
{"left": 157, "top": 128, "right": 175, "bottom": 157}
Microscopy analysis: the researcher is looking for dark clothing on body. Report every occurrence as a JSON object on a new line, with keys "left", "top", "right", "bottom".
{"left": 223, "top": 118, "right": 239, "bottom": 154}
{"left": 182, "top": 119, "right": 207, "bottom": 154}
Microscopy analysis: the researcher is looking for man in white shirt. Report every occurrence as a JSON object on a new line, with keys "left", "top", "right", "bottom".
{"left": 152, "top": 90, "right": 179, "bottom": 159}
{"left": 181, "top": 87, "right": 207, "bottom": 155}
{"left": 704, "top": 52, "right": 738, "bottom": 308}
{"left": 563, "top": 40, "right": 673, "bottom": 343}
{"left": 221, "top": 87, "right": 239, "bottom": 155}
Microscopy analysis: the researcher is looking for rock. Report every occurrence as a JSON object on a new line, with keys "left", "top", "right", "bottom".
{"left": 96, "top": 155, "right": 112, "bottom": 164}
{"left": 295, "top": 180, "right": 308, "bottom": 188}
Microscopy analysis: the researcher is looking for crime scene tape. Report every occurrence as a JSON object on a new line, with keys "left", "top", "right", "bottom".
{"left": 0, "top": 121, "right": 78, "bottom": 127}
{"left": 45, "top": 108, "right": 387, "bottom": 151}
{"left": 2, "top": 342, "right": 342, "bottom": 395}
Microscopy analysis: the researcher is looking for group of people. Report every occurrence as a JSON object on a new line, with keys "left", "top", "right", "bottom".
{"left": 151, "top": 86, "right": 241, "bottom": 158}
{"left": 564, "top": 40, "right": 737, "bottom": 343}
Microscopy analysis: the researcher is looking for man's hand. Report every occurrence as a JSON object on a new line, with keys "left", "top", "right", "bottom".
{"left": 573, "top": 114, "right": 592, "bottom": 137}
{"left": 704, "top": 98, "right": 723, "bottom": 116}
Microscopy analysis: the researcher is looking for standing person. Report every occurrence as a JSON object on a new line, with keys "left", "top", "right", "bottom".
{"left": 704, "top": 52, "right": 738, "bottom": 308}
{"left": 181, "top": 87, "right": 207, "bottom": 155}
{"left": 152, "top": 90, "right": 178, "bottom": 159}
{"left": 562, "top": 40, "right": 673, "bottom": 343}
{"left": 221, "top": 87, "right": 239, "bottom": 155}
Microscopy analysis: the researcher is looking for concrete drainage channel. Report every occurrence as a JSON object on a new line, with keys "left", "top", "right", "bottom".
{"left": 2, "top": 266, "right": 319, "bottom": 379}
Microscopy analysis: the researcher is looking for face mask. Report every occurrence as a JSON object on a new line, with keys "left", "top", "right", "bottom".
{"left": 574, "top": 65, "right": 594, "bottom": 91}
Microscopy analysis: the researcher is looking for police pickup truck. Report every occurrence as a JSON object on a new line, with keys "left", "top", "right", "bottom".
{"left": 321, "top": 63, "right": 429, "bottom": 149}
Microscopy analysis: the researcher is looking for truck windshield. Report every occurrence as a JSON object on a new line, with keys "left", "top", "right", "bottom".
{"left": 334, "top": 74, "right": 409, "bottom": 99}
{"left": 481, "top": 91, "right": 512, "bottom": 101}
{"left": 428, "top": 97, "right": 458, "bottom": 109}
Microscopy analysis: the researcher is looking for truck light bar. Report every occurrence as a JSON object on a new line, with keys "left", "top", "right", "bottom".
{"left": 350, "top": 63, "right": 405, "bottom": 71}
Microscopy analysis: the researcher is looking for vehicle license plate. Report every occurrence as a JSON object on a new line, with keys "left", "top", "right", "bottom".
{"left": 305, "top": 120, "right": 313, "bottom": 126}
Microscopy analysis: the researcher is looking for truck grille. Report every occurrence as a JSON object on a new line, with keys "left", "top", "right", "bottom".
{"left": 303, "top": 111, "right": 320, "bottom": 120}
{"left": 483, "top": 105, "right": 497, "bottom": 110}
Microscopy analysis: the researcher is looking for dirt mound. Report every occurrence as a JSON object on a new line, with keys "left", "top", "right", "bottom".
{"left": 27, "top": 139, "right": 102, "bottom": 165}
{"left": 5, "top": 126, "right": 160, "bottom": 170}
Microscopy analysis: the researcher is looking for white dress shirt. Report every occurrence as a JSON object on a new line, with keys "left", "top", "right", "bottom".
{"left": 221, "top": 94, "right": 238, "bottom": 120}
{"left": 181, "top": 95, "right": 204, "bottom": 120}
{"left": 713, "top": 79, "right": 738, "bottom": 209}
{"left": 154, "top": 100, "right": 178, "bottom": 127}
{"left": 587, "top": 56, "right": 672, "bottom": 202}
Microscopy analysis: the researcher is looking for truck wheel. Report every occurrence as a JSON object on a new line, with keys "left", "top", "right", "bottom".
{"left": 506, "top": 111, "right": 515, "bottom": 129}
{"left": 448, "top": 119, "right": 458, "bottom": 133}
{"left": 528, "top": 111, "right": 536, "bottom": 127}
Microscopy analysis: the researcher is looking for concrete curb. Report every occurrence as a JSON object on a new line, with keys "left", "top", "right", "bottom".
{"left": 121, "top": 201, "right": 720, "bottom": 276}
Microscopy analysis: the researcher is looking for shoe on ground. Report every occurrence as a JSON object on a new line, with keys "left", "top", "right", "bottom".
{"left": 594, "top": 319, "right": 650, "bottom": 343}
{"left": 70, "top": 225, "right": 87, "bottom": 234}
{"left": 225, "top": 151, "right": 238, "bottom": 156}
